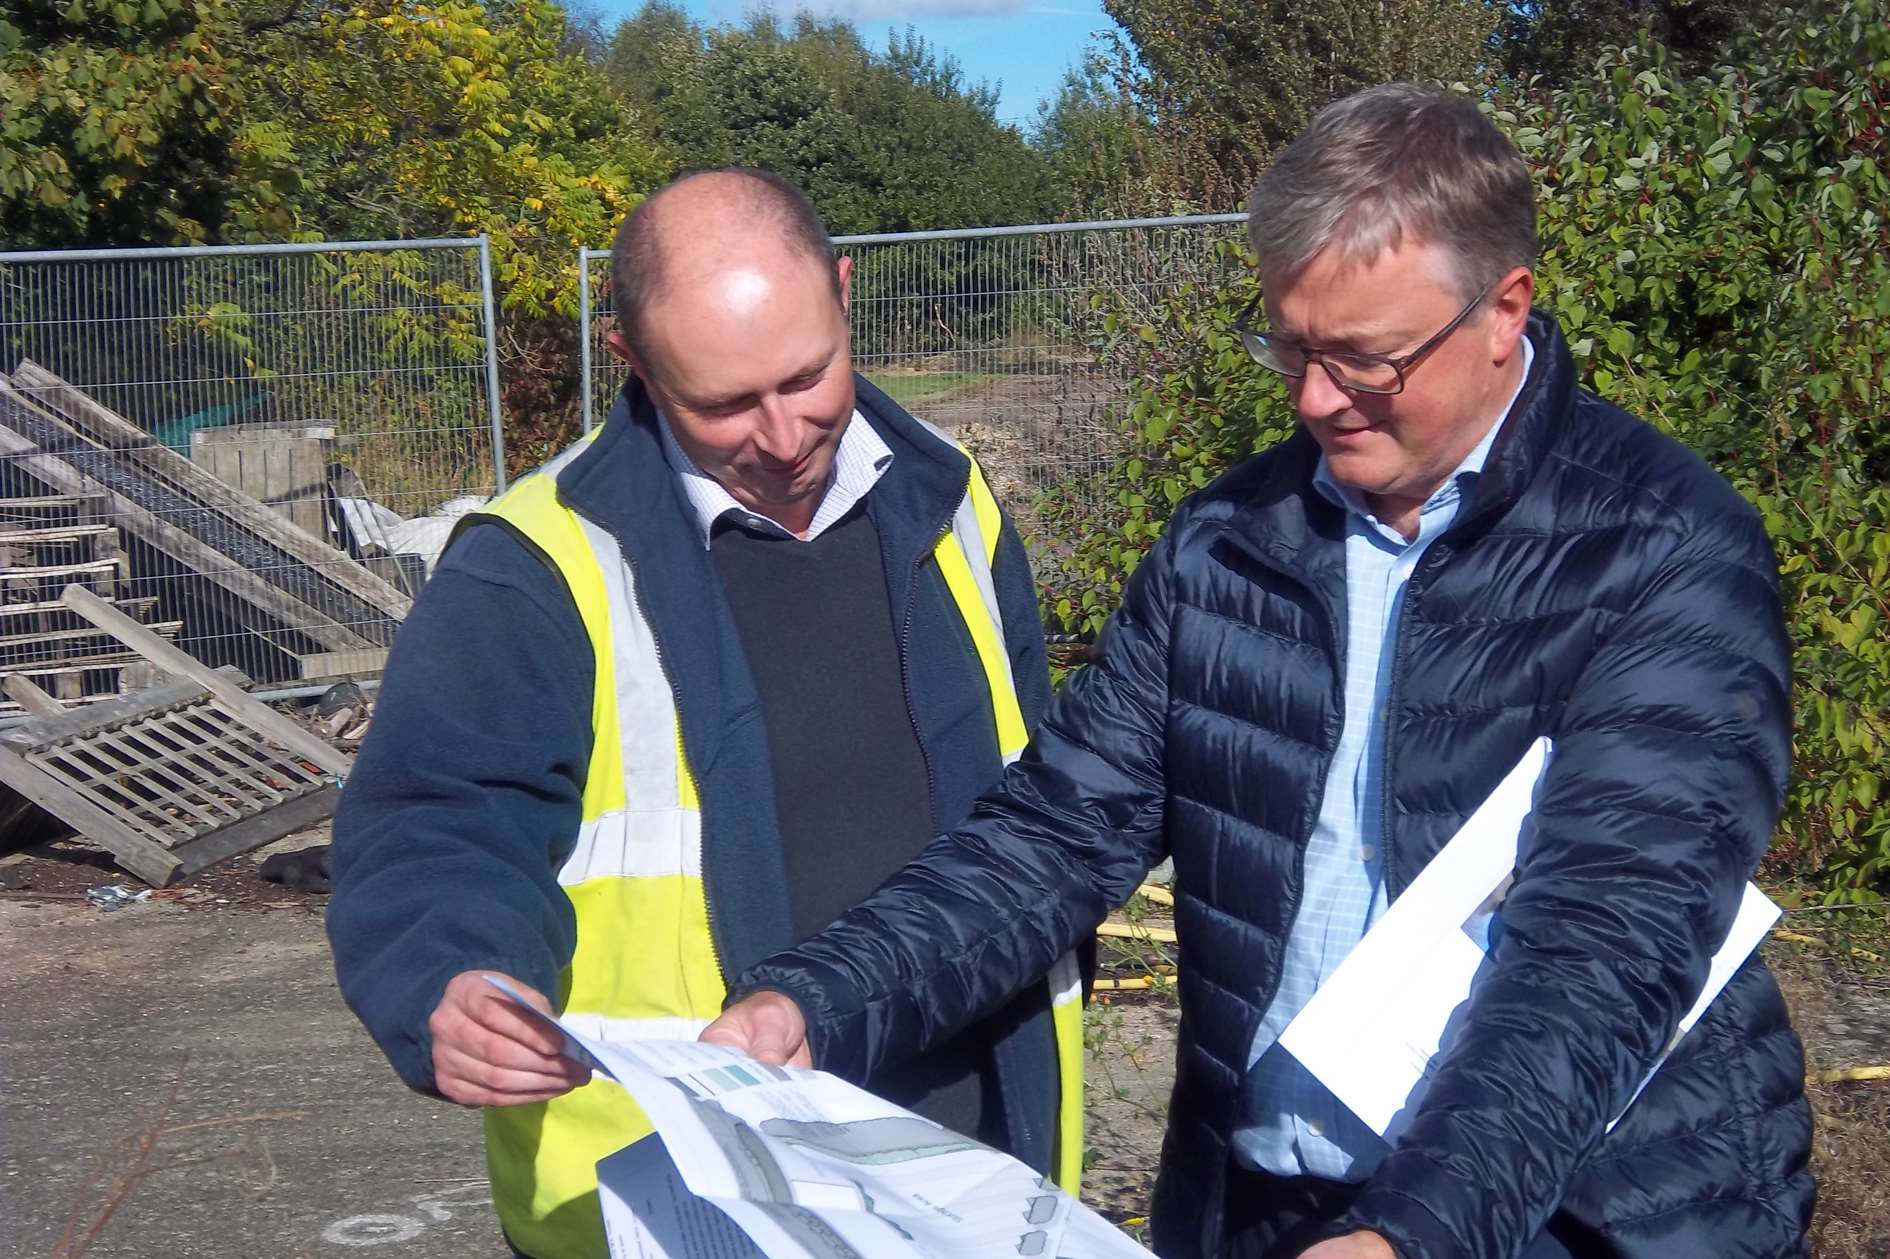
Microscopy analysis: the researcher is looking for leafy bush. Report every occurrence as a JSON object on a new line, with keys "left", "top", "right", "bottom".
{"left": 1048, "top": 0, "right": 1890, "bottom": 897}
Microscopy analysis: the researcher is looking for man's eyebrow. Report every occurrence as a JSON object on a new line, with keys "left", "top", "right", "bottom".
{"left": 1275, "top": 324, "right": 1395, "bottom": 354}
{"left": 682, "top": 386, "right": 754, "bottom": 411}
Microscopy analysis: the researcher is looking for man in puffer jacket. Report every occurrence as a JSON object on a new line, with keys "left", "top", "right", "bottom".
{"left": 708, "top": 84, "right": 1814, "bottom": 1259}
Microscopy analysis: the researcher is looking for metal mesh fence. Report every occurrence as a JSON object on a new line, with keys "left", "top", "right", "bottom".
{"left": 579, "top": 213, "right": 1247, "bottom": 558}
{"left": 0, "top": 239, "right": 504, "bottom": 707}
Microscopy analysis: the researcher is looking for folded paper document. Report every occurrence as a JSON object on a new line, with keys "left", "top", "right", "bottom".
{"left": 1277, "top": 737, "right": 1780, "bottom": 1140}
{"left": 484, "top": 978, "right": 1148, "bottom": 1259}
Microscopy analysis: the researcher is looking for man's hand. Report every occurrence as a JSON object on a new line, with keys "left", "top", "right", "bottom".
{"left": 1298, "top": 1231, "right": 1397, "bottom": 1259}
{"left": 699, "top": 990, "right": 813, "bottom": 1068}
{"left": 429, "top": 971, "right": 591, "bottom": 1107}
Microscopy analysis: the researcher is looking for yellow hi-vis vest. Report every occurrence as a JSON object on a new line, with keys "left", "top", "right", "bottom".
{"left": 472, "top": 434, "right": 1086, "bottom": 1259}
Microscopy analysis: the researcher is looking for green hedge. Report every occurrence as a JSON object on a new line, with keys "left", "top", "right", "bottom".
{"left": 1046, "top": 0, "right": 1890, "bottom": 898}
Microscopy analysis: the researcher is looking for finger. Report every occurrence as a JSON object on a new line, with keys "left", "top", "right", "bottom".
{"left": 433, "top": 1016, "right": 586, "bottom": 1077}
{"left": 436, "top": 1072, "right": 579, "bottom": 1109}
{"left": 459, "top": 985, "right": 570, "bottom": 1056}
{"left": 435, "top": 976, "right": 569, "bottom": 1058}
{"left": 434, "top": 1041, "right": 590, "bottom": 1100}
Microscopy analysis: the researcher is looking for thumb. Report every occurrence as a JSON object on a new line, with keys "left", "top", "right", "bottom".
{"left": 701, "top": 992, "right": 812, "bottom": 1068}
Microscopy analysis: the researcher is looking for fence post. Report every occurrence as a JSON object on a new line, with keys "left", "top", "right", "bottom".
{"left": 476, "top": 233, "right": 508, "bottom": 493}
{"left": 578, "top": 246, "right": 594, "bottom": 435}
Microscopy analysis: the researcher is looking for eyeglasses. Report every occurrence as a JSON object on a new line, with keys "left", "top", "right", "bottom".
{"left": 1233, "top": 287, "right": 1488, "bottom": 395}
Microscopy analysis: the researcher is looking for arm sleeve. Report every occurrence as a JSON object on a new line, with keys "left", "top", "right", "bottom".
{"left": 1342, "top": 508, "right": 1793, "bottom": 1259}
{"left": 325, "top": 523, "right": 594, "bottom": 1096}
{"left": 735, "top": 512, "right": 1191, "bottom": 1084}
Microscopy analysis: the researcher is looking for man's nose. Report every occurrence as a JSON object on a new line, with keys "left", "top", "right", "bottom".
{"left": 753, "top": 394, "right": 800, "bottom": 459}
{"left": 1293, "top": 361, "right": 1353, "bottom": 420}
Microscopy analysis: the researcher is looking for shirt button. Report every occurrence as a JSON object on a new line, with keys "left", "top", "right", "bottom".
{"left": 1359, "top": 845, "right": 1376, "bottom": 862}
{"left": 1307, "top": 1120, "right": 1326, "bottom": 1137}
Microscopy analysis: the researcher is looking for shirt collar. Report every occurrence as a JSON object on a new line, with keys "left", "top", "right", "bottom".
{"left": 1313, "top": 334, "right": 1535, "bottom": 523}
{"left": 656, "top": 407, "right": 894, "bottom": 548}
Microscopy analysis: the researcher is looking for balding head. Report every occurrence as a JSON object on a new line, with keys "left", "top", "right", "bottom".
{"left": 602, "top": 169, "right": 858, "bottom": 537}
{"left": 610, "top": 169, "right": 840, "bottom": 363}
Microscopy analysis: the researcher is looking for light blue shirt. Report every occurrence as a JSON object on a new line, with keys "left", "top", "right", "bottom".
{"left": 1233, "top": 338, "right": 1534, "bottom": 1180}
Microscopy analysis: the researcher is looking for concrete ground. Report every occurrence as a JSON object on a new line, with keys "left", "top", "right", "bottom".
{"left": 4, "top": 827, "right": 1883, "bottom": 1258}
{"left": 0, "top": 839, "right": 504, "bottom": 1259}
{"left": 0, "top": 833, "right": 1178, "bottom": 1259}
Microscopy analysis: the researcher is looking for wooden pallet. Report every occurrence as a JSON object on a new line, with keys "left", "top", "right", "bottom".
{"left": 0, "top": 483, "right": 161, "bottom": 711}
{"left": 6, "top": 363, "right": 412, "bottom": 627}
{"left": 0, "top": 586, "right": 350, "bottom": 885}
{"left": 0, "top": 493, "right": 110, "bottom": 528}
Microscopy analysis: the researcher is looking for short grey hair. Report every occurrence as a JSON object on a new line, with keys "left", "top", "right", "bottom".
{"left": 1246, "top": 83, "right": 1538, "bottom": 300}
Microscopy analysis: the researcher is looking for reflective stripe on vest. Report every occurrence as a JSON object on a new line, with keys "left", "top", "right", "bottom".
{"left": 470, "top": 432, "right": 1082, "bottom": 1259}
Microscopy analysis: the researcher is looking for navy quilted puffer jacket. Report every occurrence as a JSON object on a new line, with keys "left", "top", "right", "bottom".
{"left": 739, "top": 311, "right": 1814, "bottom": 1259}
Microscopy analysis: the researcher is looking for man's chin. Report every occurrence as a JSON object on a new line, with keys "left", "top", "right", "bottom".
{"left": 1321, "top": 451, "right": 1398, "bottom": 495}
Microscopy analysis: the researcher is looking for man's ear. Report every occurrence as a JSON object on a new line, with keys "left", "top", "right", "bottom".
{"left": 605, "top": 329, "right": 639, "bottom": 367}
{"left": 1487, "top": 265, "right": 1534, "bottom": 363}
{"left": 836, "top": 254, "right": 853, "bottom": 317}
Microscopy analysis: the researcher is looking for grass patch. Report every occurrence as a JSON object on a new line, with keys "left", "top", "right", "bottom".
{"left": 868, "top": 370, "right": 993, "bottom": 410}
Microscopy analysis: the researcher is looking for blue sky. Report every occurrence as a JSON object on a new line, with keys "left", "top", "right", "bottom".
{"left": 599, "top": 0, "right": 1121, "bottom": 126}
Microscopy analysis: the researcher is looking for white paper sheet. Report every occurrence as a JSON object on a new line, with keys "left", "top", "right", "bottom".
{"left": 485, "top": 978, "right": 1148, "bottom": 1259}
{"left": 1276, "top": 737, "right": 1780, "bottom": 1139}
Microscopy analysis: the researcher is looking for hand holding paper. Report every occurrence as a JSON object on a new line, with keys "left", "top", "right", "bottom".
{"left": 429, "top": 970, "right": 592, "bottom": 1107}
{"left": 1277, "top": 738, "right": 1780, "bottom": 1140}
{"left": 699, "top": 990, "right": 813, "bottom": 1069}
{"left": 481, "top": 976, "right": 1150, "bottom": 1259}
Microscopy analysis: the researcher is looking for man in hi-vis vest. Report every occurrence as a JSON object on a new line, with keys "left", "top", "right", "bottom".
{"left": 326, "top": 168, "right": 1085, "bottom": 1259}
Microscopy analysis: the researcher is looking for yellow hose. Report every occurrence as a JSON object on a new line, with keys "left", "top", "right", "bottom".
{"left": 1098, "top": 921, "right": 1179, "bottom": 944}
{"left": 1771, "top": 927, "right": 1883, "bottom": 964}
{"left": 1810, "top": 1064, "right": 1890, "bottom": 1084}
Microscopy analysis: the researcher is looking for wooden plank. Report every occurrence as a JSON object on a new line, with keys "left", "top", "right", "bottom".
{"left": 0, "top": 396, "right": 376, "bottom": 653}
{"left": 2, "top": 650, "right": 162, "bottom": 678}
{"left": 3, "top": 675, "right": 63, "bottom": 719}
{"left": 0, "top": 621, "right": 182, "bottom": 655}
{"left": 0, "top": 742, "right": 181, "bottom": 885}
{"left": 0, "top": 524, "right": 117, "bottom": 546}
{"left": 13, "top": 363, "right": 414, "bottom": 622}
{"left": 0, "top": 595, "right": 157, "bottom": 623}
{"left": 171, "top": 782, "right": 339, "bottom": 878}
{"left": 0, "top": 675, "right": 214, "bottom": 746}
{"left": 291, "top": 648, "right": 390, "bottom": 680}
{"left": 61, "top": 585, "right": 353, "bottom": 777}
{"left": 0, "top": 495, "right": 96, "bottom": 512}
{"left": 0, "top": 557, "right": 120, "bottom": 582}
{"left": 0, "top": 692, "right": 117, "bottom": 720}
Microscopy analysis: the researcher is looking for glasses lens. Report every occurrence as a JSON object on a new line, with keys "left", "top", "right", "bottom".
{"left": 1245, "top": 333, "right": 1306, "bottom": 376}
{"left": 1321, "top": 354, "right": 1401, "bottom": 394}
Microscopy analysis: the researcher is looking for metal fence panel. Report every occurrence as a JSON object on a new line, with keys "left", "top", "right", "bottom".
{"left": 579, "top": 214, "right": 1247, "bottom": 558}
{"left": 0, "top": 238, "right": 503, "bottom": 705}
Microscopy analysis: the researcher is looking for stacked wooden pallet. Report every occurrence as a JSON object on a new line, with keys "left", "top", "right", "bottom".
{"left": 0, "top": 361, "right": 413, "bottom": 690}
{"left": 0, "top": 492, "right": 184, "bottom": 715}
{"left": 0, "top": 587, "right": 350, "bottom": 885}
